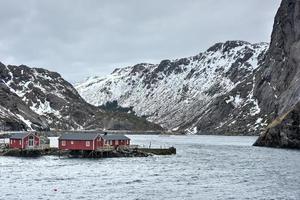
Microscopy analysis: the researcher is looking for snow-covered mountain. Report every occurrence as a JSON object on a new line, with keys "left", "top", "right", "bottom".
{"left": 76, "top": 41, "right": 269, "bottom": 135}
{"left": 0, "top": 62, "right": 162, "bottom": 131}
{"left": 0, "top": 81, "right": 48, "bottom": 131}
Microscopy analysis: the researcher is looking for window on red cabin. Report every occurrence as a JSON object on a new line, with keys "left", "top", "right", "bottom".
{"left": 86, "top": 141, "right": 90, "bottom": 147}
{"left": 71, "top": 141, "right": 74, "bottom": 145}
{"left": 62, "top": 140, "right": 66, "bottom": 146}
{"left": 19, "top": 140, "right": 21, "bottom": 145}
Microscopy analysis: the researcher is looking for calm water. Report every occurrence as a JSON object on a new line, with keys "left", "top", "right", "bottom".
{"left": 0, "top": 135, "right": 300, "bottom": 200}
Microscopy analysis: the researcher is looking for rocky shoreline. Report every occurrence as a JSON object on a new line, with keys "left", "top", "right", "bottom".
{"left": 0, "top": 147, "right": 176, "bottom": 158}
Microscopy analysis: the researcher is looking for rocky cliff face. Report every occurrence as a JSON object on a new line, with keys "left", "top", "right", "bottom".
{"left": 76, "top": 41, "right": 268, "bottom": 135}
{"left": 254, "top": 102, "right": 300, "bottom": 148}
{"left": 0, "top": 62, "right": 162, "bottom": 131}
{"left": 0, "top": 81, "right": 48, "bottom": 131}
{"left": 254, "top": 0, "right": 300, "bottom": 148}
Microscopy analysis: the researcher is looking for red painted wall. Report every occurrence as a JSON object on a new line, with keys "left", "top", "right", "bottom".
{"left": 23, "top": 135, "right": 40, "bottom": 149}
{"left": 95, "top": 137, "right": 104, "bottom": 148}
{"left": 58, "top": 136, "right": 131, "bottom": 150}
{"left": 104, "top": 139, "right": 130, "bottom": 147}
{"left": 59, "top": 139, "right": 95, "bottom": 150}
{"left": 9, "top": 134, "right": 40, "bottom": 149}
{"left": 9, "top": 139, "right": 22, "bottom": 149}
{"left": 118, "top": 140, "right": 130, "bottom": 146}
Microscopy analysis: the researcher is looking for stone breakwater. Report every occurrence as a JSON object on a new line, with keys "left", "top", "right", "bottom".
{"left": 0, "top": 147, "right": 176, "bottom": 158}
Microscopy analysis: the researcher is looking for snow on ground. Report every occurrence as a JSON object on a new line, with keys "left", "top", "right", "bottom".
{"left": 0, "top": 64, "right": 68, "bottom": 128}
{"left": 76, "top": 42, "right": 268, "bottom": 132}
{"left": 30, "top": 100, "right": 61, "bottom": 117}
{"left": 15, "top": 114, "right": 33, "bottom": 130}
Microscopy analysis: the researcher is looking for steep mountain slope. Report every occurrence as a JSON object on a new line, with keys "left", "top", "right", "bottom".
{"left": 0, "top": 62, "right": 162, "bottom": 131}
{"left": 254, "top": 0, "right": 300, "bottom": 148}
{"left": 76, "top": 41, "right": 268, "bottom": 135}
{"left": 0, "top": 81, "right": 48, "bottom": 131}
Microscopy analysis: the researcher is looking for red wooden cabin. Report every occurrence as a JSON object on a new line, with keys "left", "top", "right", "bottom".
{"left": 58, "top": 133, "right": 103, "bottom": 151}
{"left": 9, "top": 132, "right": 40, "bottom": 149}
{"left": 102, "top": 133, "right": 130, "bottom": 147}
{"left": 58, "top": 132, "right": 131, "bottom": 150}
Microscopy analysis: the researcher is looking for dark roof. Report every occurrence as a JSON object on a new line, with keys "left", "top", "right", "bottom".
{"left": 59, "top": 133, "right": 99, "bottom": 141}
{"left": 10, "top": 132, "right": 35, "bottom": 139}
{"left": 101, "top": 134, "right": 130, "bottom": 141}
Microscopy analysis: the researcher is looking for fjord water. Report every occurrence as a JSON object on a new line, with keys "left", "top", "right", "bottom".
{"left": 1, "top": 135, "right": 299, "bottom": 200}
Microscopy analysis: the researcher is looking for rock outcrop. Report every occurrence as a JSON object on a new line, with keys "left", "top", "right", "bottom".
{"left": 254, "top": 102, "right": 300, "bottom": 148}
{"left": 254, "top": 0, "right": 300, "bottom": 148}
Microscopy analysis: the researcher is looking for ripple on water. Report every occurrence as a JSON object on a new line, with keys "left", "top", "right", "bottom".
{"left": 0, "top": 135, "right": 300, "bottom": 200}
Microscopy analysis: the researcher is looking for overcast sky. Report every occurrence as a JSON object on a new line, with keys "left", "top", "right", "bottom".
{"left": 0, "top": 0, "right": 281, "bottom": 83}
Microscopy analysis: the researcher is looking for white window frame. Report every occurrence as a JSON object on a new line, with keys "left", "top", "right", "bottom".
{"left": 71, "top": 141, "right": 74, "bottom": 145}
{"left": 62, "top": 140, "right": 66, "bottom": 146}
{"left": 86, "top": 141, "right": 90, "bottom": 147}
{"left": 28, "top": 135, "right": 34, "bottom": 147}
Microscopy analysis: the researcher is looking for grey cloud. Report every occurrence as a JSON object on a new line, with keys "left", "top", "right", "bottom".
{"left": 0, "top": 0, "right": 281, "bottom": 82}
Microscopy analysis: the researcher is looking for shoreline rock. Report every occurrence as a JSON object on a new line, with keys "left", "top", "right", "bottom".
{"left": 0, "top": 147, "right": 176, "bottom": 158}
{"left": 254, "top": 102, "right": 300, "bottom": 149}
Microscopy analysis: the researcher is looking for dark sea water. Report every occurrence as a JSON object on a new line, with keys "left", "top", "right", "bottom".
{"left": 0, "top": 135, "right": 300, "bottom": 200}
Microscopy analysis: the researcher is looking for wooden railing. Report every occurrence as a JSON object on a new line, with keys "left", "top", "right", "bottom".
{"left": 25, "top": 144, "right": 50, "bottom": 150}
{"left": 96, "top": 146, "right": 114, "bottom": 152}
{"left": 96, "top": 145, "right": 139, "bottom": 151}
{"left": 117, "top": 145, "right": 139, "bottom": 150}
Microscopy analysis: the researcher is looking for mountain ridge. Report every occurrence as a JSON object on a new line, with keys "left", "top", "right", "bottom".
{"left": 0, "top": 62, "right": 163, "bottom": 131}
{"left": 76, "top": 40, "right": 269, "bottom": 135}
